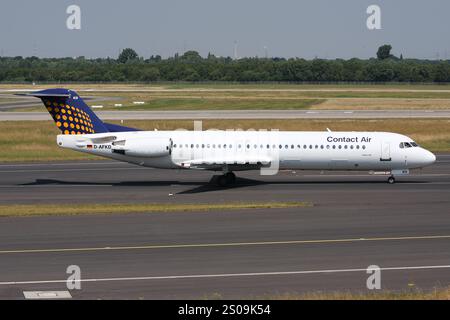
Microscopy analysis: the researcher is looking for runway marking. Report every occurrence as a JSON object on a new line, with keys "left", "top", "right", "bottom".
{"left": 23, "top": 291, "right": 72, "bottom": 299}
{"left": 1, "top": 265, "right": 450, "bottom": 286}
{"left": 0, "top": 234, "right": 449, "bottom": 255}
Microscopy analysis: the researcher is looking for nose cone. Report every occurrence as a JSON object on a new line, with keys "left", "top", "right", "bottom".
{"left": 422, "top": 150, "right": 436, "bottom": 166}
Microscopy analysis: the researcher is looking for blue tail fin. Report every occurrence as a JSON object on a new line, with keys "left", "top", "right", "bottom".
{"left": 27, "top": 88, "right": 109, "bottom": 135}
{"left": 19, "top": 88, "right": 140, "bottom": 135}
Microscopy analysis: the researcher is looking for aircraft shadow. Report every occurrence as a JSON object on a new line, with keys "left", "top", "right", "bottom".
{"left": 21, "top": 177, "right": 426, "bottom": 194}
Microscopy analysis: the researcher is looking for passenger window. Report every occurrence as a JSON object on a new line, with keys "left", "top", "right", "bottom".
{"left": 338, "top": 145, "right": 342, "bottom": 149}
{"left": 303, "top": 145, "right": 307, "bottom": 149}
{"left": 362, "top": 145, "right": 366, "bottom": 150}
{"left": 332, "top": 145, "right": 336, "bottom": 149}
{"left": 344, "top": 145, "right": 348, "bottom": 149}
{"left": 291, "top": 145, "right": 294, "bottom": 149}
{"left": 320, "top": 145, "right": 324, "bottom": 149}
{"left": 309, "top": 145, "right": 313, "bottom": 149}
{"left": 356, "top": 145, "right": 360, "bottom": 149}
{"left": 326, "top": 145, "right": 330, "bottom": 149}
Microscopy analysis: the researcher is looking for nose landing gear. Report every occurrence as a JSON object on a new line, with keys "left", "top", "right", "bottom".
{"left": 387, "top": 176, "right": 396, "bottom": 184}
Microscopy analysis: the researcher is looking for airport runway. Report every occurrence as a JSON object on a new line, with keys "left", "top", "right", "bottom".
{"left": 1, "top": 109, "right": 450, "bottom": 121}
{"left": 0, "top": 155, "right": 449, "bottom": 299}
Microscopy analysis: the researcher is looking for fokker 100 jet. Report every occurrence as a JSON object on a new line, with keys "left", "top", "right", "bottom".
{"left": 21, "top": 89, "right": 436, "bottom": 186}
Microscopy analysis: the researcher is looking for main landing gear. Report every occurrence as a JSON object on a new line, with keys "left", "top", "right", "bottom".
{"left": 217, "top": 172, "right": 236, "bottom": 187}
{"left": 387, "top": 176, "right": 396, "bottom": 184}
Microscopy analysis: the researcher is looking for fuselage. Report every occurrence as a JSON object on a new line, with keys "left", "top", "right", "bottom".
{"left": 57, "top": 130, "right": 436, "bottom": 172}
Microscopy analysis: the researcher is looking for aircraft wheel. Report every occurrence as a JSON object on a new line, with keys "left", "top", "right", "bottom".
{"left": 387, "top": 176, "right": 395, "bottom": 184}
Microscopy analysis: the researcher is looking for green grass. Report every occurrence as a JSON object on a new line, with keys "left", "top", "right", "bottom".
{"left": 118, "top": 98, "right": 325, "bottom": 110}
{"left": 5, "top": 83, "right": 450, "bottom": 112}
{"left": 0, "top": 202, "right": 311, "bottom": 217}
{"left": 164, "top": 82, "right": 450, "bottom": 90}
{"left": 0, "top": 119, "right": 449, "bottom": 162}
{"left": 4, "top": 82, "right": 450, "bottom": 90}
{"left": 0, "top": 121, "right": 97, "bottom": 162}
{"left": 81, "top": 89, "right": 450, "bottom": 111}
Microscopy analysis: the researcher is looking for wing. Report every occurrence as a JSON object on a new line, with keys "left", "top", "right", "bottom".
{"left": 174, "top": 156, "right": 272, "bottom": 171}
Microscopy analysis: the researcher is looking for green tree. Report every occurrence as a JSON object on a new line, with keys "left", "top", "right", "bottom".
{"left": 181, "top": 50, "right": 202, "bottom": 62}
{"left": 377, "top": 45, "right": 393, "bottom": 60}
{"left": 140, "top": 67, "right": 160, "bottom": 82}
{"left": 118, "top": 48, "right": 139, "bottom": 63}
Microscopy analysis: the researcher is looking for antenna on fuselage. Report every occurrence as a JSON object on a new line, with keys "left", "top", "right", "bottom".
{"left": 326, "top": 128, "right": 332, "bottom": 132}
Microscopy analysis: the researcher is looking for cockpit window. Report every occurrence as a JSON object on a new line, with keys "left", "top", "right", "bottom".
{"left": 400, "top": 141, "right": 419, "bottom": 148}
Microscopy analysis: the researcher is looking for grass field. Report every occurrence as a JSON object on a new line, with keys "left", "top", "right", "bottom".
{"left": 255, "top": 287, "right": 450, "bottom": 300}
{"left": 69, "top": 89, "right": 450, "bottom": 111}
{"left": 3, "top": 83, "right": 450, "bottom": 90}
{"left": 110, "top": 98, "right": 325, "bottom": 110}
{"left": 0, "top": 119, "right": 449, "bottom": 162}
{"left": 0, "top": 202, "right": 311, "bottom": 217}
{"left": 3, "top": 82, "right": 450, "bottom": 111}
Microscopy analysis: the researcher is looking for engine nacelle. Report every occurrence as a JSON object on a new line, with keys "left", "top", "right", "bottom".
{"left": 114, "top": 137, "right": 171, "bottom": 158}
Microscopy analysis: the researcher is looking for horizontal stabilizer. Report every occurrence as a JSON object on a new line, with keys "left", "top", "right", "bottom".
{"left": 16, "top": 92, "right": 70, "bottom": 98}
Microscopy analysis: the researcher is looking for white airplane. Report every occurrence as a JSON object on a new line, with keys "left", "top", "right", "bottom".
{"left": 22, "top": 89, "right": 436, "bottom": 185}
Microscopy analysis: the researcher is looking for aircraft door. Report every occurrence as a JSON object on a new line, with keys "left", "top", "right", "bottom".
{"left": 380, "top": 141, "right": 391, "bottom": 161}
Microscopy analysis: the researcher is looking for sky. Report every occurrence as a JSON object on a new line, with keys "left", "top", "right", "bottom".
{"left": 1, "top": 0, "right": 450, "bottom": 59}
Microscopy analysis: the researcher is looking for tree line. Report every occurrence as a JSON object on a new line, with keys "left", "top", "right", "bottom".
{"left": 1, "top": 45, "right": 450, "bottom": 83}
